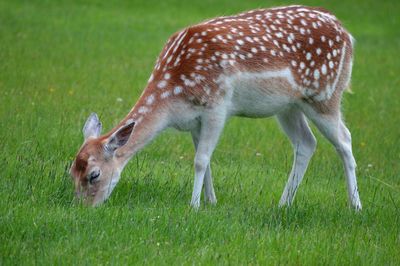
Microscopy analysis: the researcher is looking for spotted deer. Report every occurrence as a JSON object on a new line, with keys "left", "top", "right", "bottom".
{"left": 70, "top": 5, "right": 362, "bottom": 210}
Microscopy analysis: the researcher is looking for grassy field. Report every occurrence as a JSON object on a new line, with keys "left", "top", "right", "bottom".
{"left": 1, "top": 0, "right": 399, "bottom": 264}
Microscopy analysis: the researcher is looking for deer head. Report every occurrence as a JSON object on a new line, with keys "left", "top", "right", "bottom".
{"left": 70, "top": 113, "right": 135, "bottom": 206}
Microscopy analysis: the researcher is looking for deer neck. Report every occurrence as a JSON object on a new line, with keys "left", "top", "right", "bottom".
{"left": 109, "top": 85, "right": 170, "bottom": 165}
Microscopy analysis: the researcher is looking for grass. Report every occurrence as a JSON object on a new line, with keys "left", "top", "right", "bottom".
{"left": 1, "top": 0, "right": 399, "bottom": 264}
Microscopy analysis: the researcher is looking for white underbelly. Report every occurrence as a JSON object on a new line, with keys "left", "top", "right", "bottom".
{"left": 226, "top": 70, "right": 296, "bottom": 117}
{"left": 231, "top": 92, "right": 292, "bottom": 117}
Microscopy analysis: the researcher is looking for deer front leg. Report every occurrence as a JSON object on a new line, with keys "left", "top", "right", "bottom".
{"left": 190, "top": 111, "right": 225, "bottom": 209}
{"left": 191, "top": 129, "right": 217, "bottom": 204}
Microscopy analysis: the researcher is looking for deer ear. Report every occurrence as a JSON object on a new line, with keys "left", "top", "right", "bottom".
{"left": 104, "top": 121, "right": 135, "bottom": 153}
{"left": 83, "top": 113, "right": 102, "bottom": 140}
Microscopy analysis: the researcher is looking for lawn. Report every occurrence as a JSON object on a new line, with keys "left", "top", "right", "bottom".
{"left": 0, "top": 0, "right": 399, "bottom": 264}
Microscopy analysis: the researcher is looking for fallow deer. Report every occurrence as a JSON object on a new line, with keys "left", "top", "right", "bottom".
{"left": 70, "top": 5, "right": 362, "bottom": 210}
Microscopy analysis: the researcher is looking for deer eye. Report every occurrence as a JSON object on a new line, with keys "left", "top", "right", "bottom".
{"left": 88, "top": 169, "right": 100, "bottom": 184}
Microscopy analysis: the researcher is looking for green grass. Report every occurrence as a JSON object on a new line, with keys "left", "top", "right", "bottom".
{"left": 1, "top": 0, "right": 399, "bottom": 264}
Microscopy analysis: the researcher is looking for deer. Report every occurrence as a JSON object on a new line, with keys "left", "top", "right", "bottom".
{"left": 70, "top": 5, "right": 362, "bottom": 210}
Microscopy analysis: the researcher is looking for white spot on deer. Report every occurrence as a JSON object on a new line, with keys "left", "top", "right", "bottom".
{"left": 138, "top": 106, "right": 149, "bottom": 114}
{"left": 173, "top": 86, "right": 183, "bottom": 95}
{"left": 160, "top": 91, "right": 171, "bottom": 99}
{"left": 157, "top": 80, "right": 167, "bottom": 89}
{"left": 321, "top": 64, "right": 327, "bottom": 75}
{"left": 245, "top": 36, "right": 254, "bottom": 43}
{"left": 329, "top": 61, "right": 334, "bottom": 69}
{"left": 316, "top": 48, "right": 321, "bottom": 55}
{"left": 314, "top": 69, "right": 320, "bottom": 80}
{"left": 285, "top": 44, "right": 292, "bottom": 53}
{"left": 146, "top": 94, "right": 155, "bottom": 105}
{"left": 164, "top": 73, "right": 171, "bottom": 80}
{"left": 166, "top": 55, "right": 173, "bottom": 64}
{"left": 184, "top": 79, "right": 196, "bottom": 87}
{"left": 312, "top": 22, "right": 318, "bottom": 29}
{"left": 306, "top": 52, "right": 312, "bottom": 60}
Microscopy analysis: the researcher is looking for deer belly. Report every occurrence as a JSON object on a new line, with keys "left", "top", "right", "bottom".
{"left": 227, "top": 72, "right": 296, "bottom": 118}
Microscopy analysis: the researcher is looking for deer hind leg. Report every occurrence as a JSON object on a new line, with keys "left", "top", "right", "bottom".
{"left": 191, "top": 128, "right": 217, "bottom": 205}
{"left": 277, "top": 107, "right": 317, "bottom": 207}
{"left": 190, "top": 110, "right": 226, "bottom": 209}
{"left": 302, "top": 105, "right": 362, "bottom": 210}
